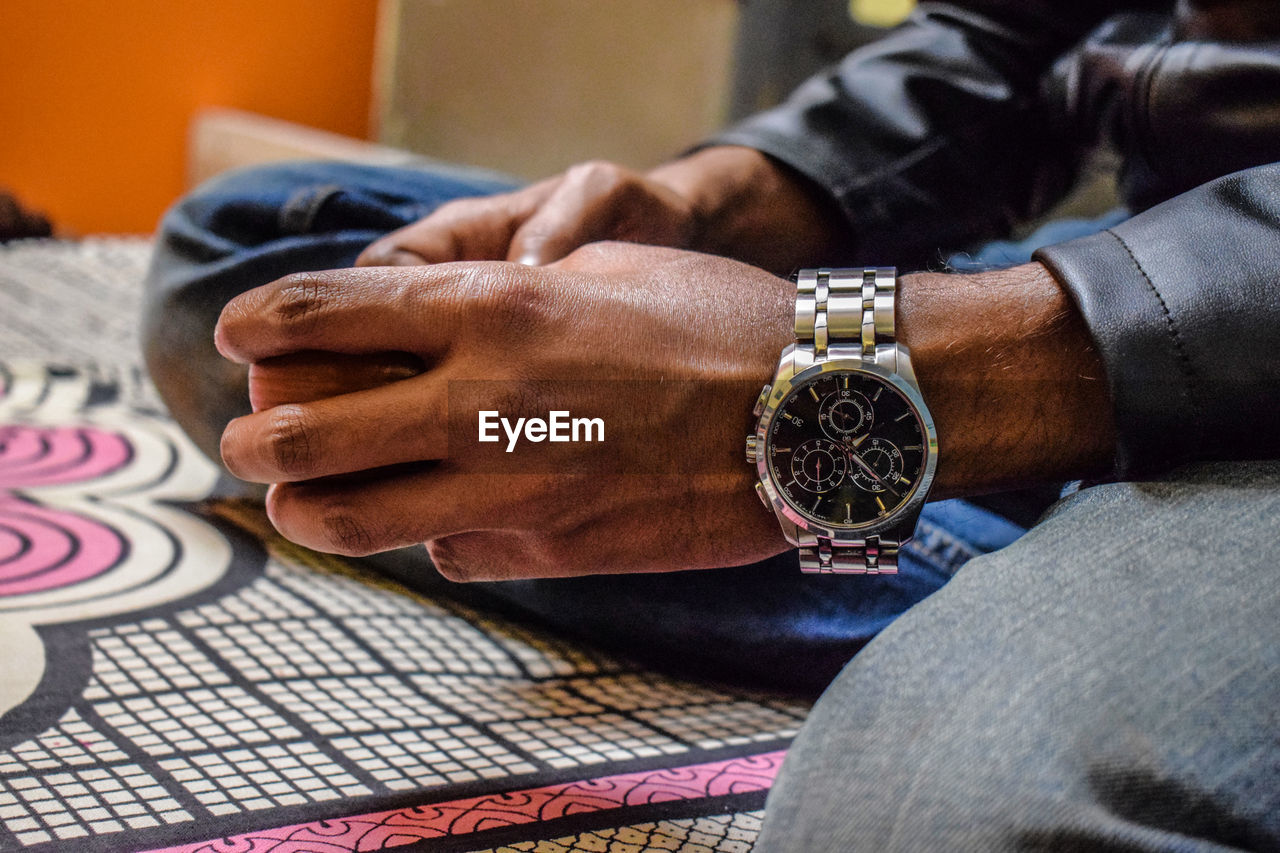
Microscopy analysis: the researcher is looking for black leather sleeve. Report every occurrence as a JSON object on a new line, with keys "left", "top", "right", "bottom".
{"left": 707, "top": 1, "right": 1153, "bottom": 267}
{"left": 1035, "top": 163, "right": 1280, "bottom": 477}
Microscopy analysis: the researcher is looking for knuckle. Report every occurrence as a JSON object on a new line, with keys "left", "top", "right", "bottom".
{"left": 425, "top": 197, "right": 480, "bottom": 228}
{"left": 272, "top": 273, "right": 333, "bottom": 338}
{"left": 445, "top": 195, "right": 495, "bottom": 216}
{"left": 429, "top": 198, "right": 467, "bottom": 219}
{"left": 266, "top": 485, "right": 390, "bottom": 557}
{"left": 459, "top": 264, "right": 548, "bottom": 335}
{"left": 493, "top": 275, "right": 546, "bottom": 329}
{"left": 567, "top": 160, "right": 628, "bottom": 192}
{"left": 584, "top": 160, "right": 624, "bottom": 176}
{"left": 322, "top": 513, "right": 378, "bottom": 556}
{"left": 267, "top": 405, "right": 317, "bottom": 477}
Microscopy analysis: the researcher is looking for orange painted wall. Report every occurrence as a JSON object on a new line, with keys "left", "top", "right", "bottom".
{"left": 0, "top": 1, "right": 379, "bottom": 235}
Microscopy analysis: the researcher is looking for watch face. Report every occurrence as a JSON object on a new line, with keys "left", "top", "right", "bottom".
{"left": 766, "top": 370, "right": 929, "bottom": 528}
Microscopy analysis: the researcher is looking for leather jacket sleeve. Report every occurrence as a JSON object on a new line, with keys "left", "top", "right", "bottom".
{"left": 711, "top": 1, "right": 1280, "bottom": 477}
{"left": 708, "top": 1, "right": 1160, "bottom": 267}
{"left": 1035, "top": 163, "right": 1280, "bottom": 477}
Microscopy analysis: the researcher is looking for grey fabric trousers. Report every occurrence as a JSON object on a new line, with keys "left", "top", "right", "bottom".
{"left": 757, "top": 462, "right": 1280, "bottom": 851}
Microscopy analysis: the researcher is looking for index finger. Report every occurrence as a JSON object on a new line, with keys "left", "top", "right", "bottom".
{"left": 214, "top": 263, "right": 503, "bottom": 363}
{"left": 356, "top": 178, "right": 557, "bottom": 267}
{"left": 248, "top": 350, "right": 425, "bottom": 411}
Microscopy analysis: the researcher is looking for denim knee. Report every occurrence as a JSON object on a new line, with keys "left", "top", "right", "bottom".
{"left": 141, "top": 161, "right": 419, "bottom": 462}
{"left": 141, "top": 160, "right": 513, "bottom": 462}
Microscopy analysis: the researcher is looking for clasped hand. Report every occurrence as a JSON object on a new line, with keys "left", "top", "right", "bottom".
{"left": 216, "top": 243, "right": 795, "bottom": 580}
{"left": 213, "top": 148, "right": 1113, "bottom": 580}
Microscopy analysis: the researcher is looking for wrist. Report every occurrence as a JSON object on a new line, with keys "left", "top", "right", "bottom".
{"left": 898, "top": 262, "right": 1116, "bottom": 498}
{"left": 647, "top": 146, "right": 850, "bottom": 273}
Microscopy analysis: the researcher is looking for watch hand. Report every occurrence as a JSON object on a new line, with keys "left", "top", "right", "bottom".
{"left": 845, "top": 446, "right": 901, "bottom": 499}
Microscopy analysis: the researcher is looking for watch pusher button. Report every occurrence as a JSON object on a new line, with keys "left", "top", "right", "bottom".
{"left": 745, "top": 435, "right": 759, "bottom": 463}
{"left": 755, "top": 481, "right": 770, "bottom": 508}
{"left": 753, "top": 384, "right": 772, "bottom": 418}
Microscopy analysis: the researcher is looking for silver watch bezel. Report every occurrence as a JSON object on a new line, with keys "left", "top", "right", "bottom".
{"left": 754, "top": 355, "right": 938, "bottom": 539}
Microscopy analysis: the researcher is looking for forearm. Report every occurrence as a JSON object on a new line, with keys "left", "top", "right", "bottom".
{"left": 900, "top": 262, "right": 1116, "bottom": 499}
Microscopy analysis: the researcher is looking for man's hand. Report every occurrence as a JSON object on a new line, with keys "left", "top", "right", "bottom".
{"left": 216, "top": 247, "right": 1116, "bottom": 580}
{"left": 217, "top": 243, "right": 795, "bottom": 580}
{"left": 356, "top": 147, "right": 849, "bottom": 274}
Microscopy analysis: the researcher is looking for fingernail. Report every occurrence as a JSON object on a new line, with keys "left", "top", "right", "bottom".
{"left": 517, "top": 252, "right": 540, "bottom": 267}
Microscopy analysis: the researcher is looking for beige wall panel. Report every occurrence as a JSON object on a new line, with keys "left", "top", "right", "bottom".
{"left": 375, "top": 0, "right": 739, "bottom": 179}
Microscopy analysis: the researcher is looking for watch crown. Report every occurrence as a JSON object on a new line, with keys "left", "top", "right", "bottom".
{"left": 753, "top": 384, "right": 772, "bottom": 418}
{"left": 745, "top": 435, "right": 759, "bottom": 463}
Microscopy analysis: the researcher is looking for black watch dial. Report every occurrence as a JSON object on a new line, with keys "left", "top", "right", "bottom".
{"left": 767, "top": 370, "right": 928, "bottom": 528}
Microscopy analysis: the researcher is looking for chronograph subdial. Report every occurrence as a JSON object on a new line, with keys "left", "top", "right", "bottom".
{"left": 847, "top": 438, "right": 905, "bottom": 494}
{"left": 789, "top": 439, "right": 848, "bottom": 493}
{"left": 819, "top": 390, "right": 873, "bottom": 439}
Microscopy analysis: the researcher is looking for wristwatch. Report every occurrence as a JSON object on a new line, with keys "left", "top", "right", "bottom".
{"left": 746, "top": 268, "right": 937, "bottom": 573}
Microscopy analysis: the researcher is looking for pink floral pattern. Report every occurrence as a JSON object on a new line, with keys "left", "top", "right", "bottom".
{"left": 0, "top": 425, "right": 132, "bottom": 488}
{"left": 0, "top": 426, "right": 132, "bottom": 596}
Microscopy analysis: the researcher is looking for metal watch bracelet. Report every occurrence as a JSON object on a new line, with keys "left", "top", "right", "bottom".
{"left": 794, "top": 267, "right": 900, "bottom": 574}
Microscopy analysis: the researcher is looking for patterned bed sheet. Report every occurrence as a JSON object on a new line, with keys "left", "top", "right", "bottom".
{"left": 0, "top": 239, "right": 807, "bottom": 852}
